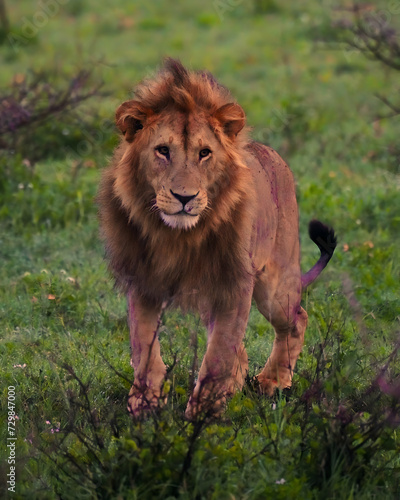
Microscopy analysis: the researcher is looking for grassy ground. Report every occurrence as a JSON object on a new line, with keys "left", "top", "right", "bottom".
{"left": 1, "top": 0, "right": 400, "bottom": 498}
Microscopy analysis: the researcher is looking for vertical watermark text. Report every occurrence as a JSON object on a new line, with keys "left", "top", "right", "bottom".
{"left": 6, "top": 386, "right": 17, "bottom": 493}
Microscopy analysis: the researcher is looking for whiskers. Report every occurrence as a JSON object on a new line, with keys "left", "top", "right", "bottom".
{"left": 201, "top": 199, "right": 213, "bottom": 218}
{"left": 149, "top": 199, "right": 161, "bottom": 215}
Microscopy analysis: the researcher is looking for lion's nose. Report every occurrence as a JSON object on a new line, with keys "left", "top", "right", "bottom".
{"left": 170, "top": 190, "right": 199, "bottom": 207}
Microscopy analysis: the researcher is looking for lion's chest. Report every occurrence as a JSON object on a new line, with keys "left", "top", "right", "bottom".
{"left": 138, "top": 234, "right": 252, "bottom": 312}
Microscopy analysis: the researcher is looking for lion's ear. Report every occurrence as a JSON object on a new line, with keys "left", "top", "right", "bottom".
{"left": 115, "top": 100, "right": 151, "bottom": 142}
{"left": 213, "top": 102, "right": 245, "bottom": 138}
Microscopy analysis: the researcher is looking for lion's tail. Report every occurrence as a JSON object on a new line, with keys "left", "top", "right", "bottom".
{"left": 301, "top": 220, "right": 337, "bottom": 289}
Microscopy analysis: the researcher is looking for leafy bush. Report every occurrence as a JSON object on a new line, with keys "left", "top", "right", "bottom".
{"left": 10, "top": 324, "right": 399, "bottom": 499}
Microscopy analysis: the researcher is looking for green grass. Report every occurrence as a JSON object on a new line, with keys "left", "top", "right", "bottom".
{"left": 1, "top": 0, "right": 400, "bottom": 498}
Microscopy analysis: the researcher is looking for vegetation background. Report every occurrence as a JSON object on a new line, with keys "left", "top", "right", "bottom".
{"left": 1, "top": 0, "right": 400, "bottom": 498}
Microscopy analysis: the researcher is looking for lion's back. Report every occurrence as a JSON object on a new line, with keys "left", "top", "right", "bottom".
{"left": 244, "top": 141, "right": 300, "bottom": 269}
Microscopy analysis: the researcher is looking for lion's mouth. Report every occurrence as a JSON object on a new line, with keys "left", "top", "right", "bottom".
{"left": 160, "top": 211, "right": 200, "bottom": 230}
{"left": 172, "top": 210, "right": 198, "bottom": 217}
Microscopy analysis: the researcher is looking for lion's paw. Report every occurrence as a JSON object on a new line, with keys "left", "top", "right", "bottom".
{"left": 255, "top": 374, "right": 279, "bottom": 396}
{"left": 127, "top": 385, "right": 165, "bottom": 417}
{"left": 185, "top": 395, "right": 226, "bottom": 421}
{"left": 256, "top": 373, "right": 292, "bottom": 396}
{"left": 185, "top": 381, "right": 233, "bottom": 420}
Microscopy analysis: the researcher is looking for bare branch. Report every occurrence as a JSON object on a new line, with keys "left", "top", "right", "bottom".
{"left": 0, "top": 69, "right": 104, "bottom": 139}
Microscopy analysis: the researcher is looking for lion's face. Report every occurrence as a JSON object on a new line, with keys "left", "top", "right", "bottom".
{"left": 114, "top": 91, "right": 246, "bottom": 232}
{"left": 141, "top": 113, "right": 227, "bottom": 230}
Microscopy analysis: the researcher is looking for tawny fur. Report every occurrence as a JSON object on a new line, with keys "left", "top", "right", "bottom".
{"left": 97, "top": 58, "right": 336, "bottom": 418}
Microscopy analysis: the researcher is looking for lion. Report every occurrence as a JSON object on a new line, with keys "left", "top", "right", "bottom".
{"left": 97, "top": 58, "right": 336, "bottom": 418}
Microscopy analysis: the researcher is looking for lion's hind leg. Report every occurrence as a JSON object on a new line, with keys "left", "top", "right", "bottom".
{"left": 256, "top": 307, "right": 308, "bottom": 396}
{"left": 253, "top": 269, "right": 308, "bottom": 395}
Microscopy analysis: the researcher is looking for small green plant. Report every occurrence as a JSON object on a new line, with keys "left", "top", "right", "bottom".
{"left": 0, "top": 154, "right": 98, "bottom": 231}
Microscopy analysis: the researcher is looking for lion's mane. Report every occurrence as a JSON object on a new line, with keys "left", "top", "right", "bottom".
{"left": 98, "top": 59, "right": 256, "bottom": 311}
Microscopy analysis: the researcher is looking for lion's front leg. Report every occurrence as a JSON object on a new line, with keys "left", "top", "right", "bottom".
{"left": 127, "top": 290, "right": 166, "bottom": 416}
{"left": 185, "top": 291, "right": 252, "bottom": 419}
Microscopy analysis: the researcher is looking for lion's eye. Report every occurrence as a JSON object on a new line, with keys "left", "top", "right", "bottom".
{"left": 199, "top": 148, "right": 211, "bottom": 159}
{"left": 156, "top": 146, "right": 170, "bottom": 158}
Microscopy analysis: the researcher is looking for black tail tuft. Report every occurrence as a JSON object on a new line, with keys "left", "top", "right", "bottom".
{"left": 302, "top": 220, "right": 337, "bottom": 289}
{"left": 308, "top": 220, "right": 337, "bottom": 259}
